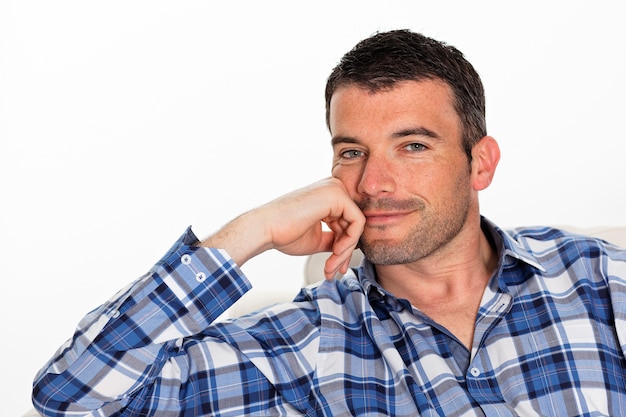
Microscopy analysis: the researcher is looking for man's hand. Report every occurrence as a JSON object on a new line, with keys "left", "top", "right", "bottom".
{"left": 200, "top": 178, "right": 365, "bottom": 279}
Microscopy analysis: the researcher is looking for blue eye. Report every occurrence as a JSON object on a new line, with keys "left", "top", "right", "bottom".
{"left": 405, "top": 143, "right": 427, "bottom": 152}
{"left": 341, "top": 150, "right": 364, "bottom": 159}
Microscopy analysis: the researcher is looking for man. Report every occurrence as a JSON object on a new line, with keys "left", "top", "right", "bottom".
{"left": 33, "top": 30, "right": 626, "bottom": 416}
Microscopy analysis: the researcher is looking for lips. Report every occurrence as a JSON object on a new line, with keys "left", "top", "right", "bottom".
{"left": 357, "top": 198, "right": 424, "bottom": 227}
{"left": 363, "top": 211, "right": 412, "bottom": 226}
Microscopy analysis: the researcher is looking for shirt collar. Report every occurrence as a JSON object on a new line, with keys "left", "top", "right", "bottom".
{"left": 482, "top": 217, "right": 546, "bottom": 273}
{"left": 352, "top": 261, "right": 410, "bottom": 312}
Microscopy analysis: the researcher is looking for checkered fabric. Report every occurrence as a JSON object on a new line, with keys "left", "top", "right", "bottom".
{"left": 33, "top": 219, "right": 626, "bottom": 416}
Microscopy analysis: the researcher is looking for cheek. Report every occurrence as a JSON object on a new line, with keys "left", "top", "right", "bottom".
{"left": 332, "top": 166, "right": 359, "bottom": 189}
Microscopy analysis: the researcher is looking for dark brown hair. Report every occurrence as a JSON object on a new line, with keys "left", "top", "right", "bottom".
{"left": 325, "top": 29, "right": 486, "bottom": 161}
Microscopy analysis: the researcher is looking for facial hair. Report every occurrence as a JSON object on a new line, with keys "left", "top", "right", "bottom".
{"left": 357, "top": 176, "right": 472, "bottom": 266}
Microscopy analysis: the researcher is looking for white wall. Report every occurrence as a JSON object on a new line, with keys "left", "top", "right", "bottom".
{"left": 2, "top": 1, "right": 624, "bottom": 414}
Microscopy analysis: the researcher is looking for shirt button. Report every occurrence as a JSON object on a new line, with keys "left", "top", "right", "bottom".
{"left": 110, "top": 310, "right": 120, "bottom": 318}
{"left": 469, "top": 367, "right": 480, "bottom": 377}
{"left": 195, "top": 272, "right": 207, "bottom": 282}
{"left": 181, "top": 254, "right": 192, "bottom": 265}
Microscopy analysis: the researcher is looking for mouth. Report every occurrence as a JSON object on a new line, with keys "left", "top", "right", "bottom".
{"left": 357, "top": 198, "right": 424, "bottom": 228}
{"left": 363, "top": 211, "right": 412, "bottom": 226}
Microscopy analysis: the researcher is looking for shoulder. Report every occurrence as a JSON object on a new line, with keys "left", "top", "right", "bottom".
{"left": 505, "top": 225, "right": 626, "bottom": 255}
{"left": 502, "top": 225, "right": 626, "bottom": 279}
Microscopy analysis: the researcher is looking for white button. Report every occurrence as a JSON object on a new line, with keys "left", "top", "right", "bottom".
{"left": 181, "top": 254, "right": 192, "bottom": 265}
{"left": 195, "top": 272, "right": 206, "bottom": 282}
{"left": 469, "top": 367, "right": 480, "bottom": 377}
{"left": 110, "top": 310, "right": 120, "bottom": 318}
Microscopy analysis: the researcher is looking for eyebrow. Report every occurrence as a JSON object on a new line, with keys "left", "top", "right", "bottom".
{"left": 393, "top": 127, "right": 440, "bottom": 139}
{"left": 331, "top": 136, "right": 359, "bottom": 147}
{"left": 331, "top": 126, "right": 440, "bottom": 147}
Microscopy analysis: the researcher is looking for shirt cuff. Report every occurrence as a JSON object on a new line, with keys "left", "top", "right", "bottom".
{"left": 153, "top": 226, "right": 253, "bottom": 325}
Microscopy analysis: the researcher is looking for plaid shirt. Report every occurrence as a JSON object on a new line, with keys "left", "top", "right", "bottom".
{"left": 33, "top": 219, "right": 626, "bottom": 416}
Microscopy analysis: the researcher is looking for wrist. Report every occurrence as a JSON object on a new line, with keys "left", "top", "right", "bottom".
{"left": 199, "top": 211, "right": 272, "bottom": 266}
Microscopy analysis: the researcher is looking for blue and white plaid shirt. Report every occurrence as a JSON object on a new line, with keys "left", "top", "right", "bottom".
{"left": 33, "top": 219, "right": 626, "bottom": 416}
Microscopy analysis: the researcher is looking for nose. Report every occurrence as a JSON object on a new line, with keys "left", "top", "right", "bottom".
{"left": 357, "top": 154, "right": 396, "bottom": 197}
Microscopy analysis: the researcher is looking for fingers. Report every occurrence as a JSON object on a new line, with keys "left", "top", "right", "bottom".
{"left": 323, "top": 249, "right": 356, "bottom": 280}
{"left": 326, "top": 206, "right": 364, "bottom": 255}
{"left": 319, "top": 225, "right": 356, "bottom": 279}
{"left": 322, "top": 211, "right": 364, "bottom": 280}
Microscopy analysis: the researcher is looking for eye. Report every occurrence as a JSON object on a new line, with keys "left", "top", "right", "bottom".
{"left": 404, "top": 143, "right": 427, "bottom": 152}
{"left": 340, "top": 149, "right": 365, "bottom": 159}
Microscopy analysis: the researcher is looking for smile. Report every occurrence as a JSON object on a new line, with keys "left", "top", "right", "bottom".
{"left": 363, "top": 211, "right": 412, "bottom": 226}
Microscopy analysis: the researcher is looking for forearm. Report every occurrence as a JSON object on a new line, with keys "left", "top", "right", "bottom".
{"left": 199, "top": 209, "right": 272, "bottom": 267}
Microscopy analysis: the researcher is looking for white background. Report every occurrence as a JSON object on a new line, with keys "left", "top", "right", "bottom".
{"left": 2, "top": 1, "right": 625, "bottom": 414}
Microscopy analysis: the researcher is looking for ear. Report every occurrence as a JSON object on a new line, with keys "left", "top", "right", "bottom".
{"left": 471, "top": 136, "right": 500, "bottom": 191}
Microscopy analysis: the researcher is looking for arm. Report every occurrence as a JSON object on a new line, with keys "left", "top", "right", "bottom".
{"left": 32, "top": 178, "right": 365, "bottom": 415}
{"left": 32, "top": 228, "right": 255, "bottom": 415}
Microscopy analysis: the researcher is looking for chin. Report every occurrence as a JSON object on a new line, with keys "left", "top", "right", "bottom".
{"left": 359, "top": 239, "right": 418, "bottom": 265}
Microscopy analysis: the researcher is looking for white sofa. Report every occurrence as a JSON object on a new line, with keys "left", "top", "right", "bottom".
{"left": 23, "top": 226, "right": 626, "bottom": 417}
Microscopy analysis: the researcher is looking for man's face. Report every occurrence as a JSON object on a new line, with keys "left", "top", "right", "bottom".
{"left": 329, "top": 80, "right": 476, "bottom": 265}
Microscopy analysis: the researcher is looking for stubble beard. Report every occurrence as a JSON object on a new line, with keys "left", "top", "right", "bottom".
{"left": 357, "top": 188, "right": 472, "bottom": 266}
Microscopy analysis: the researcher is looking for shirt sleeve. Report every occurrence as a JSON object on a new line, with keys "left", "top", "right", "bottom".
{"left": 32, "top": 227, "right": 289, "bottom": 416}
{"left": 606, "top": 243, "right": 626, "bottom": 355}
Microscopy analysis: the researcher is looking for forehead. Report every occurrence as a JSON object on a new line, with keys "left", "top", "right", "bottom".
{"left": 328, "top": 79, "right": 460, "bottom": 137}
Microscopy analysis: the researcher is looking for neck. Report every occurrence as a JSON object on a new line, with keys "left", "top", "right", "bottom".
{"left": 374, "top": 219, "right": 497, "bottom": 349}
